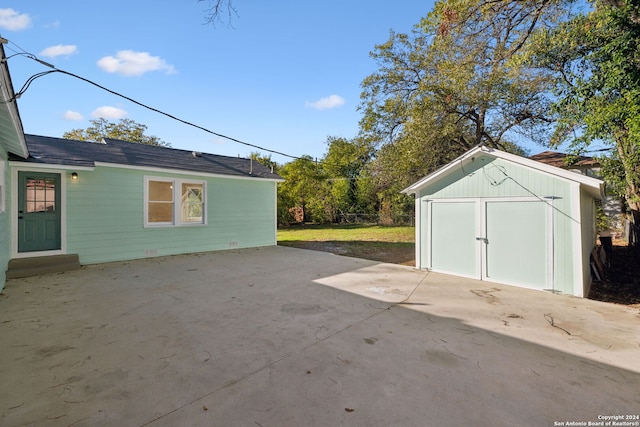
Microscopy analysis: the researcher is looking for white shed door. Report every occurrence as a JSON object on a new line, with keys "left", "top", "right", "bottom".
{"left": 484, "top": 201, "right": 548, "bottom": 289}
{"left": 425, "top": 199, "right": 550, "bottom": 290}
{"left": 429, "top": 201, "right": 478, "bottom": 278}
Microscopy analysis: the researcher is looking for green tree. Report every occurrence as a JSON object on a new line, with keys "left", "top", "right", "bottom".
{"left": 360, "top": 0, "right": 568, "bottom": 221}
{"left": 529, "top": 0, "right": 640, "bottom": 212}
{"left": 276, "top": 156, "right": 329, "bottom": 224}
{"left": 276, "top": 137, "right": 377, "bottom": 225}
{"left": 322, "top": 136, "right": 375, "bottom": 221}
{"left": 322, "top": 136, "right": 373, "bottom": 179}
{"left": 353, "top": 169, "right": 378, "bottom": 217}
{"left": 63, "top": 118, "right": 169, "bottom": 147}
{"left": 249, "top": 152, "right": 279, "bottom": 174}
{"left": 361, "top": 0, "right": 571, "bottom": 149}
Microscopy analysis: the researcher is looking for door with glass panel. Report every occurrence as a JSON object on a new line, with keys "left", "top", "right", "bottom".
{"left": 17, "top": 172, "right": 61, "bottom": 252}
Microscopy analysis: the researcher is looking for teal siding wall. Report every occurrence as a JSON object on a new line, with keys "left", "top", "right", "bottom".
{"left": 417, "top": 154, "right": 582, "bottom": 295}
{"left": 66, "top": 166, "right": 277, "bottom": 265}
{"left": 552, "top": 184, "right": 577, "bottom": 294}
{"left": 0, "top": 148, "right": 10, "bottom": 290}
{"left": 419, "top": 155, "right": 573, "bottom": 200}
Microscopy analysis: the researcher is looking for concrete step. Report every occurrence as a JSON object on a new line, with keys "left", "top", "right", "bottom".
{"left": 6, "top": 254, "right": 81, "bottom": 279}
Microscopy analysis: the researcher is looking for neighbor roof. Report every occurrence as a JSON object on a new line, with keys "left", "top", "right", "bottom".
{"left": 402, "top": 145, "right": 605, "bottom": 199}
{"left": 529, "top": 151, "right": 600, "bottom": 168}
{"left": 11, "top": 135, "right": 283, "bottom": 180}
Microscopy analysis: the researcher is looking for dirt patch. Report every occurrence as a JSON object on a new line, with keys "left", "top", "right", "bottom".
{"left": 278, "top": 241, "right": 415, "bottom": 266}
{"left": 588, "top": 244, "right": 640, "bottom": 306}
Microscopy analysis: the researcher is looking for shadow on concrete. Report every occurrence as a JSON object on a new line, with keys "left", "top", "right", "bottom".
{"left": 0, "top": 246, "right": 638, "bottom": 426}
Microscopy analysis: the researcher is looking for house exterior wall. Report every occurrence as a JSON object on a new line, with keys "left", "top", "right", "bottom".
{"left": 415, "top": 154, "right": 584, "bottom": 296}
{"left": 66, "top": 165, "right": 278, "bottom": 265}
{"left": 0, "top": 147, "right": 10, "bottom": 291}
{"left": 12, "top": 163, "right": 278, "bottom": 265}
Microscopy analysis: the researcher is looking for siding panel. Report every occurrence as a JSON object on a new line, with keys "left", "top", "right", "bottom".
{"left": 66, "top": 166, "right": 277, "bottom": 264}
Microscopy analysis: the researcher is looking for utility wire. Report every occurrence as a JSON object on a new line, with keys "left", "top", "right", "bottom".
{"left": 4, "top": 40, "right": 306, "bottom": 160}
{"left": 3, "top": 40, "right": 617, "bottom": 169}
{"left": 52, "top": 68, "right": 304, "bottom": 160}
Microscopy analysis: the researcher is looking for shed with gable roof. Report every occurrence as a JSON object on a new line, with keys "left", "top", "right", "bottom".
{"left": 403, "top": 146, "right": 605, "bottom": 297}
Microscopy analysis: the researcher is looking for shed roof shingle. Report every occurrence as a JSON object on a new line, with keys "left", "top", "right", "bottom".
{"left": 12, "top": 134, "right": 282, "bottom": 180}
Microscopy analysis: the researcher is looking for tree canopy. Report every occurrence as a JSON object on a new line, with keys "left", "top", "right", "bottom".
{"left": 63, "top": 118, "right": 170, "bottom": 147}
{"left": 528, "top": 0, "right": 640, "bottom": 212}
{"left": 355, "top": 0, "right": 576, "bottom": 216}
{"left": 361, "top": 0, "right": 577, "bottom": 149}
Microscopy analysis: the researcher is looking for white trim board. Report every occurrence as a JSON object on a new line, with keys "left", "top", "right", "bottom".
{"left": 9, "top": 160, "right": 283, "bottom": 183}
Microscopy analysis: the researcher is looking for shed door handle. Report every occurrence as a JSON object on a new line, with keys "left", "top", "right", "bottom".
{"left": 476, "top": 237, "right": 488, "bottom": 244}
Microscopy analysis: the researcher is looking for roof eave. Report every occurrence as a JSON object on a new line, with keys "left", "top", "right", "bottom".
{"left": 482, "top": 146, "right": 605, "bottom": 198}
{"left": 92, "top": 161, "right": 285, "bottom": 182}
{"left": 0, "top": 43, "right": 28, "bottom": 159}
{"left": 402, "top": 146, "right": 484, "bottom": 194}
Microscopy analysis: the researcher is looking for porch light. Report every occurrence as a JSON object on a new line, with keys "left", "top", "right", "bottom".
{"left": 71, "top": 172, "right": 78, "bottom": 181}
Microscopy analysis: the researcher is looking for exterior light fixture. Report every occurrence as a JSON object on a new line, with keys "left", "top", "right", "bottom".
{"left": 71, "top": 172, "right": 78, "bottom": 181}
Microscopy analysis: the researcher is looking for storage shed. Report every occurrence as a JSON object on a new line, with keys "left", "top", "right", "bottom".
{"left": 403, "top": 146, "right": 605, "bottom": 297}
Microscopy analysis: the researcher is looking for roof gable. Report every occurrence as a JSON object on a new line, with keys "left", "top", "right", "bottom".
{"left": 14, "top": 135, "right": 283, "bottom": 181}
{"left": 403, "top": 146, "right": 604, "bottom": 199}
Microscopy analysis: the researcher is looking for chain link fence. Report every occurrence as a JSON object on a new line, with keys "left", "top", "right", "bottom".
{"left": 337, "top": 213, "right": 414, "bottom": 226}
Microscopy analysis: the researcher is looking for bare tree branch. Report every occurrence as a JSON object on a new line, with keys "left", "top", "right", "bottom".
{"left": 199, "top": 0, "right": 238, "bottom": 27}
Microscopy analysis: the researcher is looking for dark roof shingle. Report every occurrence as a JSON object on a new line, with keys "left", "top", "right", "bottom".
{"left": 13, "top": 135, "right": 282, "bottom": 180}
{"left": 529, "top": 150, "right": 599, "bottom": 168}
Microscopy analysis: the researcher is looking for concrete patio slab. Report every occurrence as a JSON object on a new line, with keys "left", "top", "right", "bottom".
{"left": 0, "top": 246, "right": 638, "bottom": 426}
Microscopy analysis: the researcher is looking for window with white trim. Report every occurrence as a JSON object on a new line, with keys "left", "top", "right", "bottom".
{"left": 181, "top": 183, "right": 204, "bottom": 223}
{"left": 144, "top": 177, "right": 206, "bottom": 227}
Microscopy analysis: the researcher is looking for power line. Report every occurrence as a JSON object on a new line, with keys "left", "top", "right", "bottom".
{"left": 4, "top": 38, "right": 306, "bottom": 160}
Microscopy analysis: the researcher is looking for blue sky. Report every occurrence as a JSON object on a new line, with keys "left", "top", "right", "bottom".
{"left": 0, "top": 1, "right": 435, "bottom": 164}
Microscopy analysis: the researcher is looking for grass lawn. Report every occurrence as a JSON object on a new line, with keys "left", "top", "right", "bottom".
{"left": 278, "top": 223, "right": 415, "bottom": 265}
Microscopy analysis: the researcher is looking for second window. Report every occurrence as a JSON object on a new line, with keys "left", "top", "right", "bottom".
{"left": 145, "top": 177, "right": 205, "bottom": 226}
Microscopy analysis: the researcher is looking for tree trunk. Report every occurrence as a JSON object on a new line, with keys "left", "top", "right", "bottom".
{"left": 616, "top": 142, "right": 640, "bottom": 212}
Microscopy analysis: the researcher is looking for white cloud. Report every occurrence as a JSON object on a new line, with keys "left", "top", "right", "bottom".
{"left": 0, "top": 8, "right": 31, "bottom": 31}
{"left": 97, "top": 50, "right": 177, "bottom": 76}
{"left": 63, "top": 110, "right": 84, "bottom": 121}
{"left": 44, "top": 20, "right": 60, "bottom": 29}
{"left": 39, "top": 44, "right": 78, "bottom": 59}
{"left": 305, "top": 94, "right": 346, "bottom": 110}
{"left": 91, "top": 106, "right": 128, "bottom": 119}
